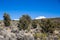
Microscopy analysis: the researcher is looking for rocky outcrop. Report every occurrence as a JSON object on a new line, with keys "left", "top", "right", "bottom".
{"left": 0, "top": 26, "right": 60, "bottom": 40}
{"left": 0, "top": 28, "right": 35, "bottom": 40}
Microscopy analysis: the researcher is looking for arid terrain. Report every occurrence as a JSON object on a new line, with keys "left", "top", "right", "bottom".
{"left": 0, "top": 17, "right": 60, "bottom": 40}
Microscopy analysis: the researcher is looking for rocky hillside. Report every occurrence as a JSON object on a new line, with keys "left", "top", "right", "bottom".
{"left": 0, "top": 18, "right": 60, "bottom": 40}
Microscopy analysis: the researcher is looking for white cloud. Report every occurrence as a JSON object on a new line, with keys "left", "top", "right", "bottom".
{"left": 13, "top": 19, "right": 19, "bottom": 20}
{"left": 35, "top": 16, "right": 46, "bottom": 19}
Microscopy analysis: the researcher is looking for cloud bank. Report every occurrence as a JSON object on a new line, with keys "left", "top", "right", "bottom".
{"left": 35, "top": 16, "right": 46, "bottom": 19}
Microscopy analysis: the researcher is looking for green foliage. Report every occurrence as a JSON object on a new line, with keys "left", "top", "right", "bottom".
{"left": 33, "top": 33, "right": 47, "bottom": 39}
{"left": 18, "top": 14, "right": 31, "bottom": 30}
{"left": 40, "top": 19, "right": 56, "bottom": 33}
{"left": 3, "top": 13, "right": 11, "bottom": 27}
{"left": 33, "top": 33, "right": 41, "bottom": 39}
{"left": 32, "top": 20, "right": 38, "bottom": 28}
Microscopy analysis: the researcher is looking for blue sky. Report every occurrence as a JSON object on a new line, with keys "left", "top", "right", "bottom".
{"left": 0, "top": 0, "right": 60, "bottom": 20}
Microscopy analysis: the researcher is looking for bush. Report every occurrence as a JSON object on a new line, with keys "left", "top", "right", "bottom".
{"left": 18, "top": 14, "right": 31, "bottom": 30}
{"left": 33, "top": 33, "right": 47, "bottom": 39}
{"left": 3, "top": 13, "right": 11, "bottom": 27}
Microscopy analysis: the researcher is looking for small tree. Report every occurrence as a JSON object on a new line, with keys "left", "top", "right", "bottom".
{"left": 18, "top": 14, "right": 31, "bottom": 30}
{"left": 3, "top": 13, "right": 11, "bottom": 27}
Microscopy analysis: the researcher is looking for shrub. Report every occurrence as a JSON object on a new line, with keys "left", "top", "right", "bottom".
{"left": 3, "top": 13, "right": 11, "bottom": 27}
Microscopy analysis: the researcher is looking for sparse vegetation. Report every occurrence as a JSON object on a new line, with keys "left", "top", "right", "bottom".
{"left": 17, "top": 14, "right": 31, "bottom": 30}
{"left": 32, "top": 20, "right": 38, "bottom": 29}
{"left": 3, "top": 13, "right": 11, "bottom": 27}
{"left": 0, "top": 13, "right": 60, "bottom": 40}
{"left": 33, "top": 33, "right": 47, "bottom": 40}
{"left": 40, "top": 19, "right": 57, "bottom": 33}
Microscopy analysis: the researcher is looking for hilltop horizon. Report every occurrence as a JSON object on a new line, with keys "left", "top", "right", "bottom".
{"left": 0, "top": 13, "right": 60, "bottom": 20}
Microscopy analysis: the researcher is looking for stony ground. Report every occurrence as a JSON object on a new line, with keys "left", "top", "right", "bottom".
{"left": 0, "top": 20, "right": 60, "bottom": 40}
{"left": 0, "top": 26, "right": 60, "bottom": 40}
